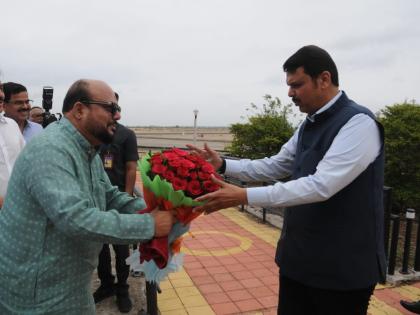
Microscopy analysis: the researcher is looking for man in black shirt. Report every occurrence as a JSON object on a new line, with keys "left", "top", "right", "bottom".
{"left": 94, "top": 93, "right": 139, "bottom": 313}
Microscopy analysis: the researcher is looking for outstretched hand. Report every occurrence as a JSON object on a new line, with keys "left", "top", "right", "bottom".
{"left": 186, "top": 143, "right": 224, "bottom": 171}
{"left": 193, "top": 175, "right": 248, "bottom": 215}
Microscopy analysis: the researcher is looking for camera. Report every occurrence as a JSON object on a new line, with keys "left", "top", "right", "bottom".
{"left": 41, "top": 86, "right": 61, "bottom": 128}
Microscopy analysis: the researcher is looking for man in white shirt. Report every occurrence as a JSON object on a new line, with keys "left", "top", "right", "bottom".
{"left": 3, "top": 82, "right": 43, "bottom": 142}
{"left": 189, "top": 45, "right": 385, "bottom": 315}
{"left": 0, "top": 84, "right": 25, "bottom": 208}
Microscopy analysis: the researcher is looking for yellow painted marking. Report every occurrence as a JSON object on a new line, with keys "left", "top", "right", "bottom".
{"left": 393, "top": 284, "right": 420, "bottom": 301}
{"left": 182, "top": 230, "right": 252, "bottom": 256}
{"left": 368, "top": 296, "right": 403, "bottom": 315}
{"left": 219, "top": 208, "right": 280, "bottom": 247}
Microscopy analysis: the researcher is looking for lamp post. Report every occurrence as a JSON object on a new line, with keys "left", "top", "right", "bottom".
{"left": 193, "top": 109, "right": 199, "bottom": 146}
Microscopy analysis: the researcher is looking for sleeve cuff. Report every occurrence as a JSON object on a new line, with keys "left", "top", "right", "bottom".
{"left": 246, "top": 186, "right": 271, "bottom": 207}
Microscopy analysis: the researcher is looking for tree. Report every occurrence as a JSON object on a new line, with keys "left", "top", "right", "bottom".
{"left": 379, "top": 102, "right": 420, "bottom": 211}
{"left": 226, "top": 95, "right": 295, "bottom": 159}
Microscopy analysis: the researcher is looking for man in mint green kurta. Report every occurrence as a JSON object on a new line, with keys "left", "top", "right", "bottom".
{"left": 0, "top": 80, "right": 173, "bottom": 314}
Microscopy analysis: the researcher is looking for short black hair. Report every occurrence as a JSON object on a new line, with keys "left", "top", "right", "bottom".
{"left": 283, "top": 45, "right": 339, "bottom": 86}
{"left": 2, "top": 82, "right": 28, "bottom": 102}
{"left": 114, "top": 92, "right": 119, "bottom": 102}
{"left": 62, "top": 80, "right": 90, "bottom": 113}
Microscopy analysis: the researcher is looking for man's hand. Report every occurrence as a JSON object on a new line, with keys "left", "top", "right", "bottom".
{"left": 186, "top": 143, "right": 224, "bottom": 171}
{"left": 150, "top": 209, "right": 175, "bottom": 237}
{"left": 0, "top": 197, "right": 3, "bottom": 209}
{"left": 194, "top": 175, "right": 248, "bottom": 214}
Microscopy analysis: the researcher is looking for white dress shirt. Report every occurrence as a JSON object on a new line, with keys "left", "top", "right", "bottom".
{"left": 0, "top": 113, "right": 25, "bottom": 199}
{"left": 225, "top": 91, "right": 381, "bottom": 208}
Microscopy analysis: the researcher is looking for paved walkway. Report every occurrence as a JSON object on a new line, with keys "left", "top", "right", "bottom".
{"left": 155, "top": 207, "right": 420, "bottom": 315}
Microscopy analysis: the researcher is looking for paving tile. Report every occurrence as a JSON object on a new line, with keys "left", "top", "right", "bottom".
{"left": 171, "top": 278, "right": 194, "bottom": 288}
{"left": 226, "top": 289, "right": 253, "bottom": 302}
{"left": 269, "top": 284, "right": 279, "bottom": 294}
{"left": 257, "top": 295, "right": 278, "bottom": 308}
{"left": 180, "top": 294, "right": 208, "bottom": 307}
{"left": 240, "top": 278, "right": 264, "bottom": 288}
{"left": 218, "top": 280, "right": 245, "bottom": 292}
{"left": 203, "top": 292, "right": 232, "bottom": 304}
{"left": 160, "top": 308, "right": 188, "bottom": 315}
{"left": 192, "top": 275, "right": 216, "bottom": 285}
{"left": 175, "top": 286, "right": 201, "bottom": 298}
{"left": 235, "top": 298, "right": 263, "bottom": 312}
{"left": 186, "top": 305, "right": 216, "bottom": 315}
{"left": 198, "top": 283, "right": 224, "bottom": 294}
{"left": 260, "top": 275, "right": 278, "bottom": 285}
{"left": 216, "top": 257, "right": 239, "bottom": 265}
{"left": 250, "top": 268, "right": 274, "bottom": 277}
{"left": 159, "top": 297, "right": 184, "bottom": 312}
{"left": 263, "top": 308, "right": 278, "bottom": 315}
{"left": 188, "top": 268, "right": 210, "bottom": 277}
{"left": 231, "top": 270, "right": 255, "bottom": 280}
{"left": 211, "top": 302, "right": 240, "bottom": 315}
{"left": 213, "top": 273, "right": 235, "bottom": 282}
{"left": 224, "top": 263, "right": 247, "bottom": 272}
{"left": 249, "top": 286, "right": 275, "bottom": 299}
{"left": 184, "top": 261, "right": 203, "bottom": 270}
{"left": 159, "top": 288, "right": 178, "bottom": 300}
{"left": 206, "top": 266, "right": 229, "bottom": 275}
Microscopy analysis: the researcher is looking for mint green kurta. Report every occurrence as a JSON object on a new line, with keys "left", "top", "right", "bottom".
{"left": 0, "top": 118, "right": 153, "bottom": 314}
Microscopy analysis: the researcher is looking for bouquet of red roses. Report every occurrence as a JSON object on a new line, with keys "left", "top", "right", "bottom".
{"left": 130, "top": 147, "right": 220, "bottom": 283}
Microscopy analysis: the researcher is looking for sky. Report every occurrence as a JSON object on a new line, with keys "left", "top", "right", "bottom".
{"left": 1, "top": 0, "right": 419, "bottom": 127}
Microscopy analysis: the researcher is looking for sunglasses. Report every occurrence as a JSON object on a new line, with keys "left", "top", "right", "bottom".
{"left": 80, "top": 99, "right": 121, "bottom": 115}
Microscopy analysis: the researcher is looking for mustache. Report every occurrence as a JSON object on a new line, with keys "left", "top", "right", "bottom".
{"left": 18, "top": 108, "right": 29, "bottom": 113}
{"left": 292, "top": 97, "right": 299, "bottom": 103}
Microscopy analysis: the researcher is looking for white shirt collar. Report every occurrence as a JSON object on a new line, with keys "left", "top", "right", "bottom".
{"left": 307, "top": 90, "right": 343, "bottom": 122}
{"left": 0, "top": 112, "right": 7, "bottom": 124}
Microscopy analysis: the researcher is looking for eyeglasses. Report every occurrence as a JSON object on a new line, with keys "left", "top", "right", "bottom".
{"left": 80, "top": 99, "right": 121, "bottom": 115}
{"left": 7, "top": 99, "right": 33, "bottom": 106}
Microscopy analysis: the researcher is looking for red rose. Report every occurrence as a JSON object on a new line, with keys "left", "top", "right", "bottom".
{"left": 203, "top": 180, "right": 220, "bottom": 193}
{"left": 201, "top": 163, "right": 214, "bottom": 173}
{"left": 189, "top": 172, "right": 198, "bottom": 180}
{"left": 172, "top": 148, "right": 189, "bottom": 156}
{"left": 172, "top": 177, "right": 188, "bottom": 191}
{"left": 163, "top": 152, "right": 179, "bottom": 161}
{"left": 163, "top": 169, "right": 175, "bottom": 181}
{"left": 187, "top": 180, "right": 203, "bottom": 196}
{"left": 152, "top": 163, "right": 167, "bottom": 175}
{"left": 186, "top": 154, "right": 199, "bottom": 162}
{"left": 151, "top": 154, "right": 163, "bottom": 164}
{"left": 168, "top": 158, "right": 182, "bottom": 168}
{"left": 198, "top": 171, "right": 211, "bottom": 180}
{"left": 181, "top": 159, "right": 195, "bottom": 170}
{"left": 177, "top": 167, "right": 190, "bottom": 177}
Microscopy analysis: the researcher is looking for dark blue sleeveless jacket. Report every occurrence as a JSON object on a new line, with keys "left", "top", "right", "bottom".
{"left": 275, "top": 92, "right": 386, "bottom": 290}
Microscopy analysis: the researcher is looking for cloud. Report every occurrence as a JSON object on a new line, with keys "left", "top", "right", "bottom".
{"left": 0, "top": 0, "right": 419, "bottom": 126}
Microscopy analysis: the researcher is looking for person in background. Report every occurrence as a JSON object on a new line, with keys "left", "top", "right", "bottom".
{"left": 94, "top": 92, "right": 139, "bottom": 313}
{"left": 0, "top": 83, "right": 25, "bottom": 209}
{"left": 2, "top": 82, "right": 43, "bottom": 142}
{"left": 29, "top": 106, "right": 45, "bottom": 125}
{"left": 189, "top": 45, "right": 385, "bottom": 315}
{"left": 0, "top": 79, "right": 175, "bottom": 314}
